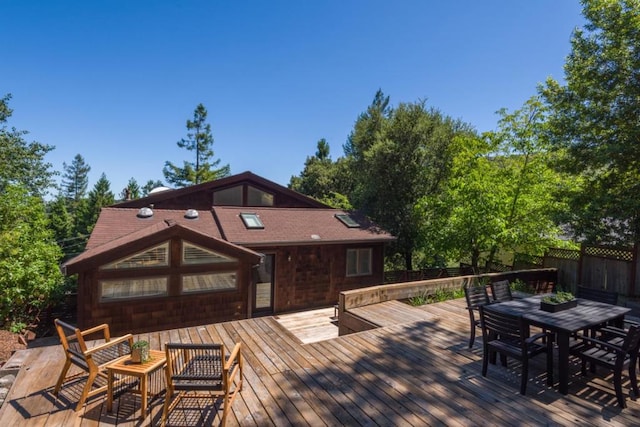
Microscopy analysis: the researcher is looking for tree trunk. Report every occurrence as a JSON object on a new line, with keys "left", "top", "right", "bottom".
{"left": 404, "top": 251, "right": 413, "bottom": 271}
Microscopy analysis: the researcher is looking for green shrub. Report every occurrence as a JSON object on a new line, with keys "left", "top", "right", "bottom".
{"left": 0, "top": 185, "right": 64, "bottom": 330}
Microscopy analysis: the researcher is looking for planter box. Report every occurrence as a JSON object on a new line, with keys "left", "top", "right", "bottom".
{"left": 540, "top": 299, "right": 578, "bottom": 313}
{"left": 131, "top": 345, "right": 150, "bottom": 363}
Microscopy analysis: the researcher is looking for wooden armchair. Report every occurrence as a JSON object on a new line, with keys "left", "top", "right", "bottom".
{"left": 479, "top": 305, "right": 553, "bottom": 395}
{"left": 53, "top": 319, "right": 133, "bottom": 411}
{"left": 576, "top": 285, "right": 618, "bottom": 305}
{"left": 570, "top": 325, "right": 640, "bottom": 407}
{"left": 490, "top": 280, "right": 513, "bottom": 302}
{"left": 464, "top": 285, "right": 491, "bottom": 348}
{"left": 161, "top": 342, "right": 243, "bottom": 427}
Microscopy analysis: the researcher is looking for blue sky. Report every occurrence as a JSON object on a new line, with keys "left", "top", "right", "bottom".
{"left": 3, "top": 1, "right": 584, "bottom": 197}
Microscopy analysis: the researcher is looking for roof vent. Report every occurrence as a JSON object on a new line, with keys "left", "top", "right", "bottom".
{"left": 311, "top": 234, "right": 321, "bottom": 240}
{"left": 185, "top": 209, "right": 199, "bottom": 219}
{"left": 137, "top": 207, "right": 153, "bottom": 218}
{"left": 149, "top": 186, "right": 171, "bottom": 194}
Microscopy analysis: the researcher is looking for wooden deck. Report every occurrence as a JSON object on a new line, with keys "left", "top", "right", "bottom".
{"left": 2, "top": 298, "right": 640, "bottom": 426}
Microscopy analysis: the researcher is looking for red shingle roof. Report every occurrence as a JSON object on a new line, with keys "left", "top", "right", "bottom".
{"left": 66, "top": 204, "right": 394, "bottom": 272}
{"left": 212, "top": 206, "right": 395, "bottom": 247}
{"left": 86, "top": 207, "right": 222, "bottom": 249}
{"left": 65, "top": 210, "right": 261, "bottom": 273}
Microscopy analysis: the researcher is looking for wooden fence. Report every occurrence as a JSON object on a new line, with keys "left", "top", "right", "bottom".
{"left": 385, "top": 243, "right": 640, "bottom": 300}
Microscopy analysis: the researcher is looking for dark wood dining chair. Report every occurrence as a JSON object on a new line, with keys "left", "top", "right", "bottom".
{"left": 576, "top": 285, "right": 618, "bottom": 305}
{"left": 490, "top": 280, "right": 513, "bottom": 302}
{"left": 576, "top": 285, "right": 620, "bottom": 335}
{"left": 464, "top": 285, "right": 491, "bottom": 348}
{"left": 570, "top": 325, "right": 640, "bottom": 408}
{"left": 479, "top": 304, "right": 553, "bottom": 395}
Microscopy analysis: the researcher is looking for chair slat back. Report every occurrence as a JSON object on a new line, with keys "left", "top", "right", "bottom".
{"left": 576, "top": 286, "right": 618, "bottom": 305}
{"left": 623, "top": 325, "right": 640, "bottom": 355}
{"left": 479, "top": 305, "right": 524, "bottom": 345}
{"left": 166, "top": 343, "right": 225, "bottom": 392}
{"left": 55, "top": 319, "right": 90, "bottom": 367}
{"left": 465, "top": 285, "right": 490, "bottom": 309}
{"left": 490, "top": 280, "right": 512, "bottom": 302}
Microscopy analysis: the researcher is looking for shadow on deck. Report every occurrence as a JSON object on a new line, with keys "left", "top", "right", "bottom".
{"left": 1, "top": 298, "right": 639, "bottom": 426}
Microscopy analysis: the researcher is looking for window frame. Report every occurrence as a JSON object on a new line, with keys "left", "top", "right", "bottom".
{"left": 346, "top": 247, "right": 373, "bottom": 277}
{"left": 99, "top": 276, "right": 169, "bottom": 302}
{"left": 240, "top": 212, "right": 264, "bottom": 229}
{"left": 100, "top": 242, "right": 170, "bottom": 270}
{"left": 181, "top": 271, "right": 238, "bottom": 294}
{"left": 181, "top": 241, "right": 236, "bottom": 265}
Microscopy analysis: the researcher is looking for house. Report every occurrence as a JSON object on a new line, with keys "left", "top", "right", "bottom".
{"left": 63, "top": 172, "right": 395, "bottom": 334}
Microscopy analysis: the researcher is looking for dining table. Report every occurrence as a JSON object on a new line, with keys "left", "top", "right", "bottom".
{"left": 486, "top": 294, "right": 631, "bottom": 394}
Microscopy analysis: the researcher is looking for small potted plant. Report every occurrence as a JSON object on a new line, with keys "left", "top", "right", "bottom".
{"left": 131, "top": 340, "right": 150, "bottom": 363}
{"left": 540, "top": 291, "right": 577, "bottom": 313}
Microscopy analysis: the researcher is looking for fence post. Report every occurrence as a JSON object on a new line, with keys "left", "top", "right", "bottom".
{"left": 631, "top": 242, "right": 638, "bottom": 297}
{"left": 577, "top": 242, "right": 585, "bottom": 288}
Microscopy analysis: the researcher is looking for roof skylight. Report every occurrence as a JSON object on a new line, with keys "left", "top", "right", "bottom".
{"left": 335, "top": 213, "right": 360, "bottom": 228}
{"left": 240, "top": 212, "right": 264, "bottom": 229}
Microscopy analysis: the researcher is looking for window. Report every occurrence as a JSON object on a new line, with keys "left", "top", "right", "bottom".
{"left": 182, "top": 241, "right": 235, "bottom": 265}
{"left": 240, "top": 212, "right": 264, "bottom": 229}
{"left": 247, "top": 185, "right": 274, "bottom": 206}
{"left": 182, "top": 272, "right": 237, "bottom": 293}
{"left": 346, "top": 248, "right": 372, "bottom": 276}
{"left": 335, "top": 213, "right": 360, "bottom": 228}
{"left": 101, "top": 242, "right": 169, "bottom": 270}
{"left": 100, "top": 277, "right": 168, "bottom": 301}
{"left": 213, "top": 185, "right": 243, "bottom": 206}
{"left": 213, "top": 184, "right": 275, "bottom": 207}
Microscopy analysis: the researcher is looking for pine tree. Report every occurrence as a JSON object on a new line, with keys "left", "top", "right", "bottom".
{"left": 163, "top": 103, "right": 230, "bottom": 187}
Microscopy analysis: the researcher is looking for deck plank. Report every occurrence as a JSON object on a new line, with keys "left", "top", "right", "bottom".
{"left": 3, "top": 298, "right": 640, "bottom": 426}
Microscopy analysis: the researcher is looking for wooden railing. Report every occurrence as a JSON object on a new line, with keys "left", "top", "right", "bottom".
{"left": 338, "top": 268, "right": 558, "bottom": 336}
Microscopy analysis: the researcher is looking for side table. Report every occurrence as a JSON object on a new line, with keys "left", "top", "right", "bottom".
{"left": 106, "top": 349, "right": 166, "bottom": 419}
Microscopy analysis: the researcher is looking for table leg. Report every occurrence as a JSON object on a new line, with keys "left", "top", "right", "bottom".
{"left": 140, "top": 374, "right": 147, "bottom": 418}
{"left": 557, "top": 330, "right": 569, "bottom": 394}
{"left": 106, "top": 370, "right": 114, "bottom": 412}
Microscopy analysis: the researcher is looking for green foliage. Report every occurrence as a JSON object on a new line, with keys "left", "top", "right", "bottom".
{"left": 0, "top": 184, "right": 64, "bottom": 329}
{"left": 77, "top": 173, "right": 115, "bottom": 239}
{"left": 408, "top": 287, "right": 465, "bottom": 306}
{"left": 290, "top": 138, "right": 349, "bottom": 204}
{"left": 0, "top": 94, "right": 56, "bottom": 197}
{"left": 510, "top": 279, "right": 534, "bottom": 294}
{"left": 408, "top": 293, "right": 429, "bottom": 306}
{"left": 132, "top": 339, "right": 149, "bottom": 349}
{"left": 61, "top": 154, "right": 90, "bottom": 205}
{"left": 9, "top": 321, "right": 27, "bottom": 334}
{"left": 436, "top": 97, "right": 567, "bottom": 269}
{"left": 542, "top": 291, "right": 575, "bottom": 304}
{"left": 542, "top": 0, "right": 640, "bottom": 244}
{"left": 164, "top": 103, "right": 230, "bottom": 187}
{"left": 47, "top": 194, "right": 75, "bottom": 259}
{"left": 346, "top": 91, "right": 474, "bottom": 270}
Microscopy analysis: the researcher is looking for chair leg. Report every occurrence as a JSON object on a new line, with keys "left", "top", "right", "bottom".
{"left": 614, "top": 370, "right": 626, "bottom": 408}
{"left": 630, "top": 358, "right": 640, "bottom": 397}
{"left": 520, "top": 360, "right": 529, "bottom": 395}
{"left": 54, "top": 358, "right": 72, "bottom": 395}
{"left": 221, "top": 393, "right": 230, "bottom": 426}
{"left": 500, "top": 353, "right": 507, "bottom": 367}
{"left": 482, "top": 347, "right": 489, "bottom": 377}
{"left": 546, "top": 340, "right": 554, "bottom": 386}
{"left": 161, "top": 389, "right": 174, "bottom": 427}
{"left": 468, "top": 320, "right": 476, "bottom": 349}
{"left": 75, "top": 369, "right": 97, "bottom": 411}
